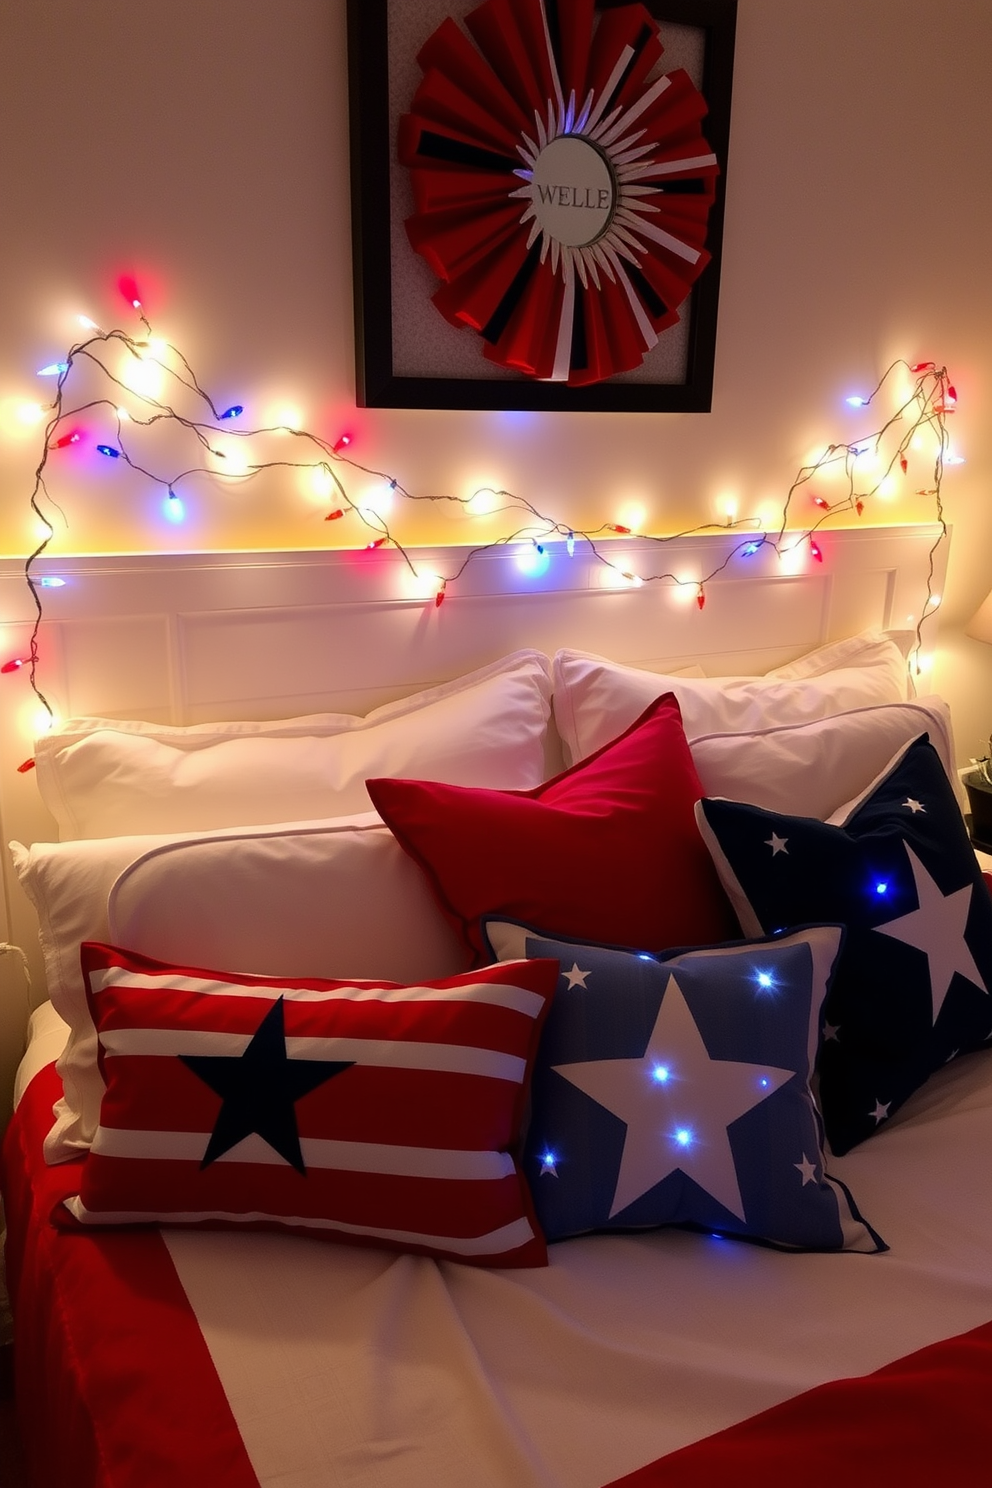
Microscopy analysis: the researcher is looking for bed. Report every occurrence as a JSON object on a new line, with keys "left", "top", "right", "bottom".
{"left": 3, "top": 526, "right": 992, "bottom": 1487}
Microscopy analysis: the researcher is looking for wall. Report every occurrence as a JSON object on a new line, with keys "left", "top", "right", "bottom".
{"left": 0, "top": 0, "right": 990, "bottom": 758}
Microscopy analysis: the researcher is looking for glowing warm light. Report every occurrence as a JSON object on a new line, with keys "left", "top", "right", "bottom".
{"left": 404, "top": 569, "right": 446, "bottom": 601}
{"left": 927, "top": 594, "right": 942, "bottom": 610}
{"left": 877, "top": 475, "right": 898, "bottom": 499}
{"left": 307, "top": 463, "right": 335, "bottom": 500}
{"left": 616, "top": 503, "right": 647, "bottom": 532}
{"left": 30, "top": 704, "right": 58, "bottom": 736}
{"left": 945, "top": 453, "right": 966, "bottom": 466}
{"left": 77, "top": 315, "right": 99, "bottom": 330}
{"left": 779, "top": 542, "right": 808, "bottom": 577}
{"left": 671, "top": 578, "right": 701, "bottom": 604}
{"left": 211, "top": 438, "right": 252, "bottom": 476}
{"left": 15, "top": 401, "right": 44, "bottom": 426}
{"left": 359, "top": 480, "right": 396, "bottom": 521}
{"left": 116, "top": 407, "right": 130, "bottom": 422}
{"left": 466, "top": 488, "right": 502, "bottom": 516}
{"left": 271, "top": 404, "right": 304, "bottom": 431}
{"left": 715, "top": 494, "right": 738, "bottom": 524}
{"left": 120, "top": 350, "right": 164, "bottom": 399}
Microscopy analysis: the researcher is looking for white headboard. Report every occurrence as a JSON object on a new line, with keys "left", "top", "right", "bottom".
{"left": 0, "top": 522, "right": 948, "bottom": 1117}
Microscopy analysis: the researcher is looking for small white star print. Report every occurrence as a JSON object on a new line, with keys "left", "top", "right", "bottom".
{"left": 902, "top": 798, "right": 926, "bottom": 814}
{"left": 870, "top": 1099, "right": 891, "bottom": 1124}
{"left": 562, "top": 963, "right": 591, "bottom": 989}
{"left": 795, "top": 1154, "right": 818, "bottom": 1185}
{"left": 765, "top": 833, "right": 789, "bottom": 856}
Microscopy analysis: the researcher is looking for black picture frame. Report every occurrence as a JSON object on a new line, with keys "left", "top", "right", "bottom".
{"left": 347, "top": 0, "right": 737, "bottom": 412}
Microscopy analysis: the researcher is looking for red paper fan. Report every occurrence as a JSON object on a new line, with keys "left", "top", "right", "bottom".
{"left": 399, "top": 0, "right": 720, "bottom": 387}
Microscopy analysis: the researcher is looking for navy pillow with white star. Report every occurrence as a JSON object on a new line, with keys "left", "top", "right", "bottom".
{"left": 696, "top": 735, "right": 992, "bottom": 1155}
{"left": 484, "top": 919, "right": 884, "bottom": 1253}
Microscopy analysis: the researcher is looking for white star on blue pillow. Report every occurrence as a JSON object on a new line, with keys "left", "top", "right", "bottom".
{"left": 696, "top": 735, "right": 992, "bottom": 1154}
{"left": 484, "top": 919, "right": 884, "bottom": 1253}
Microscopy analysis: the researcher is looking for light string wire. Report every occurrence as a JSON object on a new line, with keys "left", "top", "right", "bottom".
{"left": 17, "top": 315, "right": 953, "bottom": 717}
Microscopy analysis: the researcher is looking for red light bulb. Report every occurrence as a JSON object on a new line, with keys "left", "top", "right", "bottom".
{"left": 1, "top": 658, "right": 26, "bottom": 674}
{"left": 810, "top": 539, "right": 823, "bottom": 563}
{"left": 53, "top": 429, "right": 82, "bottom": 449}
{"left": 325, "top": 508, "right": 345, "bottom": 522}
{"left": 696, "top": 588, "right": 706, "bottom": 611}
{"left": 117, "top": 274, "right": 143, "bottom": 309}
{"left": 332, "top": 434, "right": 352, "bottom": 454}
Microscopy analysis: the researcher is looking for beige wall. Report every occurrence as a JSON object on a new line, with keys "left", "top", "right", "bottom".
{"left": 1, "top": 0, "right": 990, "bottom": 759}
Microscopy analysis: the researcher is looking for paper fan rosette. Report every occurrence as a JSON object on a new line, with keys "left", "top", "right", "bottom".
{"left": 398, "top": 0, "right": 720, "bottom": 387}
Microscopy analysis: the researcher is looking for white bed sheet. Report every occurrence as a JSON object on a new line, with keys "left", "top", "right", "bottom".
{"left": 16, "top": 1011, "right": 992, "bottom": 1488}
{"left": 168, "top": 1050, "right": 992, "bottom": 1488}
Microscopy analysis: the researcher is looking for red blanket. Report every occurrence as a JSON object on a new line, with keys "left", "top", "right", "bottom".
{"left": 4, "top": 1066, "right": 991, "bottom": 1488}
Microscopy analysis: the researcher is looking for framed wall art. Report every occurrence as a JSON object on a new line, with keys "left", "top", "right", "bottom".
{"left": 347, "top": 0, "right": 737, "bottom": 411}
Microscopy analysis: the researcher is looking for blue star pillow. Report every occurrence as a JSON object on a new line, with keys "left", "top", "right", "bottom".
{"left": 484, "top": 920, "right": 884, "bottom": 1253}
{"left": 696, "top": 735, "right": 992, "bottom": 1156}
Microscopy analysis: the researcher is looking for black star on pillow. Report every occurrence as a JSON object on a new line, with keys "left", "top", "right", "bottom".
{"left": 696, "top": 735, "right": 992, "bottom": 1154}
{"left": 180, "top": 997, "right": 353, "bottom": 1173}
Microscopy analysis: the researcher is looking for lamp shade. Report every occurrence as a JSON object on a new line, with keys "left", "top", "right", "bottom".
{"left": 966, "top": 589, "right": 992, "bottom": 645}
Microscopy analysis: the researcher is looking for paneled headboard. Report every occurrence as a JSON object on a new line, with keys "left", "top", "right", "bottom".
{"left": 0, "top": 523, "right": 948, "bottom": 1116}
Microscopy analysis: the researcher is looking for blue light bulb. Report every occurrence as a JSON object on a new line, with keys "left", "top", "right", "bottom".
{"left": 96, "top": 444, "right": 120, "bottom": 458}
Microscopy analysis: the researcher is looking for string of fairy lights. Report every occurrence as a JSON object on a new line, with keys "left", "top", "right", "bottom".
{"left": 4, "top": 283, "right": 958, "bottom": 722}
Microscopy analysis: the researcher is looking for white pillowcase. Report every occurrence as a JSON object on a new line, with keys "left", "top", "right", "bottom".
{"left": 33, "top": 650, "right": 554, "bottom": 840}
{"left": 10, "top": 815, "right": 467, "bottom": 1164}
{"left": 553, "top": 629, "right": 915, "bottom": 765}
{"left": 691, "top": 697, "right": 958, "bottom": 820}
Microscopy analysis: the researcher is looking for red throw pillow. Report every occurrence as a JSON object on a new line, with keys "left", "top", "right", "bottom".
{"left": 367, "top": 694, "right": 739, "bottom": 963}
{"left": 59, "top": 943, "right": 557, "bottom": 1268}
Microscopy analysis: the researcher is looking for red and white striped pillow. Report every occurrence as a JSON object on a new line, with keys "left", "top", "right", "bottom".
{"left": 59, "top": 943, "right": 557, "bottom": 1267}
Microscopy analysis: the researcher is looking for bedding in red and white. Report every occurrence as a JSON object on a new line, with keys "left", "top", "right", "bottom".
{"left": 5, "top": 1043, "right": 992, "bottom": 1488}
{"left": 4, "top": 632, "right": 991, "bottom": 1485}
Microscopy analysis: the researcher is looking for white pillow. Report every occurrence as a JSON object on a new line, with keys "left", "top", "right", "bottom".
{"left": 552, "top": 629, "right": 915, "bottom": 764}
{"left": 691, "top": 697, "right": 959, "bottom": 820}
{"left": 33, "top": 649, "right": 554, "bottom": 840}
{"left": 9, "top": 815, "right": 467, "bottom": 1163}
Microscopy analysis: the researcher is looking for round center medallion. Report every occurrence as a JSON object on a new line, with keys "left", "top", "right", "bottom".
{"left": 529, "top": 135, "right": 616, "bottom": 248}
